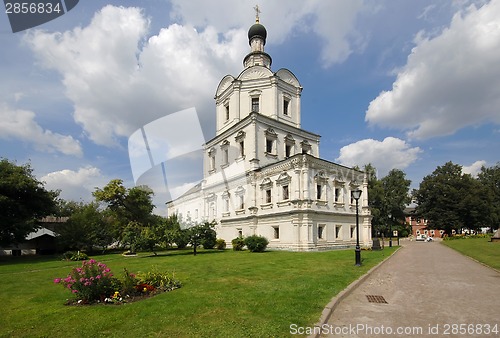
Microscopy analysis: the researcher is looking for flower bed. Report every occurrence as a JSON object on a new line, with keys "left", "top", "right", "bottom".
{"left": 54, "top": 259, "right": 181, "bottom": 305}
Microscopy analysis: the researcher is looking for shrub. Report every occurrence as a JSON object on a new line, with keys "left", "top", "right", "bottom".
{"left": 61, "top": 251, "right": 89, "bottom": 261}
{"left": 244, "top": 235, "right": 269, "bottom": 252}
{"left": 201, "top": 232, "right": 217, "bottom": 249}
{"left": 215, "top": 238, "right": 226, "bottom": 250}
{"left": 138, "top": 267, "right": 182, "bottom": 292}
{"left": 120, "top": 268, "right": 139, "bottom": 295}
{"left": 54, "top": 259, "right": 115, "bottom": 302}
{"left": 175, "top": 229, "right": 190, "bottom": 249}
{"left": 61, "top": 251, "right": 74, "bottom": 260}
{"left": 231, "top": 237, "right": 245, "bottom": 251}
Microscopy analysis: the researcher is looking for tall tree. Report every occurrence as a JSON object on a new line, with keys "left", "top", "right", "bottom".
{"left": 415, "top": 161, "right": 493, "bottom": 235}
{"left": 0, "top": 159, "right": 57, "bottom": 246}
{"left": 364, "top": 165, "right": 411, "bottom": 237}
{"left": 93, "top": 179, "right": 155, "bottom": 245}
{"left": 56, "top": 202, "right": 113, "bottom": 252}
{"left": 363, "top": 164, "right": 384, "bottom": 236}
{"left": 381, "top": 169, "right": 412, "bottom": 233}
{"left": 477, "top": 163, "right": 500, "bottom": 231}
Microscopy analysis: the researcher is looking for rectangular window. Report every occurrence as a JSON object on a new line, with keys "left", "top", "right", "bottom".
{"left": 224, "top": 199, "right": 229, "bottom": 212}
{"left": 239, "top": 141, "right": 244, "bottom": 157}
{"left": 210, "top": 155, "right": 215, "bottom": 171}
{"left": 334, "top": 188, "right": 341, "bottom": 202}
{"left": 239, "top": 195, "right": 244, "bottom": 210}
{"left": 285, "top": 144, "right": 291, "bottom": 158}
{"left": 238, "top": 229, "right": 243, "bottom": 237}
{"left": 335, "top": 225, "right": 341, "bottom": 239}
{"left": 223, "top": 148, "right": 228, "bottom": 164}
{"left": 273, "top": 226, "right": 280, "bottom": 239}
{"left": 225, "top": 104, "right": 230, "bottom": 121}
{"left": 283, "top": 98, "right": 289, "bottom": 116}
{"left": 318, "top": 225, "right": 325, "bottom": 239}
{"left": 317, "top": 184, "right": 322, "bottom": 200}
{"left": 252, "top": 97, "right": 259, "bottom": 112}
{"left": 282, "top": 185, "right": 289, "bottom": 200}
{"left": 266, "top": 138, "right": 273, "bottom": 153}
{"left": 265, "top": 189, "right": 272, "bottom": 203}
{"left": 351, "top": 226, "right": 356, "bottom": 238}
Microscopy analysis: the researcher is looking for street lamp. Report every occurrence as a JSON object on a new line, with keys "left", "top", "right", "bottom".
{"left": 352, "top": 189, "right": 362, "bottom": 266}
{"left": 388, "top": 213, "right": 392, "bottom": 248}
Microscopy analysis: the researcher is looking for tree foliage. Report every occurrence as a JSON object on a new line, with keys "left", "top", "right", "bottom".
{"left": 56, "top": 202, "right": 113, "bottom": 252}
{"left": 477, "top": 163, "right": 500, "bottom": 231}
{"left": 0, "top": 159, "right": 57, "bottom": 246}
{"left": 415, "top": 161, "right": 494, "bottom": 235}
{"left": 93, "top": 179, "right": 155, "bottom": 247}
{"left": 185, "top": 221, "right": 217, "bottom": 255}
{"left": 364, "top": 164, "right": 411, "bottom": 237}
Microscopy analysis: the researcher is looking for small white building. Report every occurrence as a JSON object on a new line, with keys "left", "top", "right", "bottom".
{"left": 167, "top": 17, "right": 371, "bottom": 251}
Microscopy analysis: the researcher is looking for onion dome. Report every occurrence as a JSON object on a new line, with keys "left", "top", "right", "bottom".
{"left": 248, "top": 23, "right": 267, "bottom": 45}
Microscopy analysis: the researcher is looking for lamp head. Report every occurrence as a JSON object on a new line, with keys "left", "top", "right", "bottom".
{"left": 352, "top": 189, "right": 362, "bottom": 201}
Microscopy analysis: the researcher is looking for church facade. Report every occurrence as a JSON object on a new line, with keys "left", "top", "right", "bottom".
{"left": 167, "top": 18, "right": 372, "bottom": 251}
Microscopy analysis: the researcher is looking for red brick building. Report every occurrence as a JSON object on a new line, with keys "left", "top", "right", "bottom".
{"left": 405, "top": 204, "right": 445, "bottom": 239}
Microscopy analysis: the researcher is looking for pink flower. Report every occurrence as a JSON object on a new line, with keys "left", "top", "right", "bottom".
{"left": 72, "top": 290, "right": 78, "bottom": 293}
{"left": 54, "top": 278, "right": 61, "bottom": 284}
{"left": 96, "top": 275, "right": 101, "bottom": 279}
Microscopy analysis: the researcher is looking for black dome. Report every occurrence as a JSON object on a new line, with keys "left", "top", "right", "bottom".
{"left": 248, "top": 23, "right": 267, "bottom": 45}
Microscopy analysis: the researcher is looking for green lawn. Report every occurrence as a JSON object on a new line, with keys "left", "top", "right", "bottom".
{"left": 442, "top": 237, "right": 500, "bottom": 271}
{"left": 0, "top": 248, "right": 395, "bottom": 337}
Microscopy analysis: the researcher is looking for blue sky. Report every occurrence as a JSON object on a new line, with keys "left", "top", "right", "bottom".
{"left": 1, "top": 0, "right": 499, "bottom": 214}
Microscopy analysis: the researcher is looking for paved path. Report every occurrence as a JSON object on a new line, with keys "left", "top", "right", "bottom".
{"left": 321, "top": 240, "right": 500, "bottom": 338}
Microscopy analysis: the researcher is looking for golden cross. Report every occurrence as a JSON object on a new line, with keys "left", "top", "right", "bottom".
{"left": 254, "top": 5, "right": 261, "bottom": 23}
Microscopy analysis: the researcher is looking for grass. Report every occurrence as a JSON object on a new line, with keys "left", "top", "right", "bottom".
{"left": 0, "top": 247, "right": 396, "bottom": 337}
{"left": 442, "top": 236, "right": 500, "bottom": 271}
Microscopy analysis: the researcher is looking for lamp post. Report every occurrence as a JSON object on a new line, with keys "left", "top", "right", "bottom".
{"left": 352, "top": 189, "right": 362, "bottom": 266}
{"left": 388, "top": 213, "right": 393, "bottom": 248}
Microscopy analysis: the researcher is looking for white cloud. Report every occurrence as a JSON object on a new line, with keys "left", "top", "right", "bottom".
{"left": 171, "top": 0, "right": 367, "bottom": 66}
{"left": 366, "top": 0, "right": 500, "bottom": 139}
{"left": 25, "top": 5, "right": 245, "bottom": 147}
{"left": 41, "top": 166, "right": 107, "bottom": 201}
{"left": 0, "top": 103, "right": 82, "bottom": 156}
{"left": 22, "top": 2, "right": 371, "bottom": 150}
{"left": 462, "top": 160, "right": 486, "bottom": 176}
{"left": 336, "top": 137, "right": 422, "bottom": 176}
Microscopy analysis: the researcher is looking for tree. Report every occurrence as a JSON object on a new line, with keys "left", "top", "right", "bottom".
{"left": 56, "top": 202, "right": 113, "bottom": 252}
{"left": 363, "top": 164, "right": 384, "bottom": 236}
{"left": 93, "top": 179, "right": 155, "bottom": 246}
{"left": 185, "top": 221, "right": 217, "bottom": 256}
{"left": 415, "top": 161, "right": 493, "bottom": 235}
{"left": 381, "top": 169, "right": 412, "bottom": 236}
{"left": 0, "top": 159, "right": 57, "bottom": 246}
{"left": 477, "top": 163, "right": 500, "bottom": 232}
{"left": 363, "top": 165, "right": 411, "bottom": 237}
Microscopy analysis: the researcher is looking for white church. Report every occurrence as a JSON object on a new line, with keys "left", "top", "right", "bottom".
{"left": 167, "top": 15, "right": 372, "bottom": 251}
